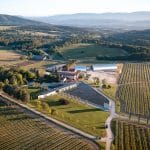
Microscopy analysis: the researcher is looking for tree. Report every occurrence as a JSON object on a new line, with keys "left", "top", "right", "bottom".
{"left": 4, "top": 79, "right": 9, "bottom": 85}
{"left": 0, "top": 82, "right": 4, "bottom": 90}
{"left": 16, "top": 74, "right": 24, "bottom": 85}
{"left": 33, "top": 101, "right": 42, "bottom": 109}
{"left": 102, "top": 79, "right": 107, "bottom": 85}
{"left": 102, "top": 84, "right": 107, "bottom": 89}
{"left": 41, "top": 102, "right": 50, "bottom": 112}
{"left": 26, "top": 71, "right": 36, "bottom": 81}
{"left": 51, "top": 108, "right": 56, "bottom": 115}
{"left": 3, "top": 84, "right": 14, "bottom": 96}
{"left": 93, "top": 77, "right": 100, "bottom": 85}
{"left": 21, "top": 90, "right": 30, "bottom": 102}
{"left": 95, "top": 77, "right": 100, "bottom": 85}
{"left": 59, "top": 98, "right": 69, "bottom": 105}
{"left": 9, "top": 75, "right": 17, "bottom": 85}
{"left": 107, "top": 85, "right": 111, "bottom": 89}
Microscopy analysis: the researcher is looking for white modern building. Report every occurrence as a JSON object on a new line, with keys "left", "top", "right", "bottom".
{"left": 38, "top": 83, "right": 78, "bottom": 99}
{"left": 75, "top": 66, "right": 87, "bottom": 72}
{"left": 46, "top": 64, "right": 66, "bottom": 72}
{"left": 92, "top": 64, "right": 117, "bottom": 71}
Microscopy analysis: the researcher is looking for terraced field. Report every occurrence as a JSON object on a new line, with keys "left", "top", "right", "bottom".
{"left": 0, "top": 100, "right": 98, "bottom": 150}
{"left": 112, "top": 119, "right": 150, "bottom": 150}
{"left": 116, "top": 63, "right": 150, "bottom": 119}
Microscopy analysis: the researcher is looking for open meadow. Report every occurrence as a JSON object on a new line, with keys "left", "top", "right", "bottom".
{"left": 0, "top": 26, "right": 15, "bottom": 30}
{"left": 0, "top": 50, "right": 24, "bottom": 66}
{"left": 0, "top": 49, "right": 56, "bottom": 74}
{"left": 58, "top": 43, "right": 128, "bottom": 63}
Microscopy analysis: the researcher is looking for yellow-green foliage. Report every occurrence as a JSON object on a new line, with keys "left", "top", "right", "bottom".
{"left": 30, "top": 95, "right": 109, "bottom": 137}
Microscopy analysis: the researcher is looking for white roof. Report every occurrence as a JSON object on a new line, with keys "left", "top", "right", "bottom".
{"left": 92, "top": 64, "right": 117, "bottom": 70}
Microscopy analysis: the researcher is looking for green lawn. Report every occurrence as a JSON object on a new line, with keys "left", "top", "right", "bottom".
{"left": 102, "top": 84, "right": 117, "bottom": 100}
{"left": 30, "top": 94, "right": 109, "bottom": 137}
{"left": 59, "top": 43, "right": 128, "bottom": 61}
{"left": 101, "top": 84, "right": 120, "bottom": 113}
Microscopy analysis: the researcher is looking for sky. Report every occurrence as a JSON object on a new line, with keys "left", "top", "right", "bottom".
{"left": 0, "top": 0, "right": 150, "bottom": 16}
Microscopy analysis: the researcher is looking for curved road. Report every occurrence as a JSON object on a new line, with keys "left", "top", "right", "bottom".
{"left": 1, "top": 86, "right": 117, "bottom": 150}
{"left": 94, "top": 89, "right": 118, "bottom": 150}
{"left": 101, "top": 100, "right": 117, "bottom": 150}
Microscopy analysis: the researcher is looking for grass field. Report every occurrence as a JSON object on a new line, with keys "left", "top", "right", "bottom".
{"left": 59, "top": 43, "right": 128, "bottom": 62}
{"left": 102, "top": 84, "right": 117, "bottom": 100}
{"left": 0, "top": 26, "right": 15, "bottom": 30}
{"left": 0, "top": 49, "right": 56, "bottom": 73}
{"left": 0, "top": 100, "right": 97, "bottom": 150}
{"left": 22, "top": 60, "right": 56, "bottom": 70}
{"left": 30, "top": 94, "right": 109, "bottom": 137}
{"left": 0, "top": 50, "right": 21, "bottom": 60}
{"left": 0, "top": 50, "right": 24, "bottom": 66}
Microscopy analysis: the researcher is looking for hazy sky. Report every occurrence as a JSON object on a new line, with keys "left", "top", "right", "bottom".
{"left": 0, "top": 0, "right": 150, "bottom": 16}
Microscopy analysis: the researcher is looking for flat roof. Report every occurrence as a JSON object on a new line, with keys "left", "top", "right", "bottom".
{"left": 75, "top": 66, "right": 87, "bottom": 71}
{"left": 92, "top": 64, "right": 117, "bottom": 68}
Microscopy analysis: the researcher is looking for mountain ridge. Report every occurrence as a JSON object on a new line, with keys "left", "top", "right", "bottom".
{"left": 29, "top": 11, "right": 150, "bottom": 30}
{"left": 0, "top": 14, "right": 49, "bottom": 26}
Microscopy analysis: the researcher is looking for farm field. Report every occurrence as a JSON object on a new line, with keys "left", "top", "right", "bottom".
{"left": 0, "top": 50, "right": 56, "bottom": 74}
{"left": 22, "top": 60, "right": 56, "bottom": 70}
{"left": 112, "top": 119, "right": 150, "bottom": 150}
{"left": 0, "top": 26, "right": 15, "bottom": 30}
{"left": 58, "top": 43, "right": 128, "bottom": 61}
{"left": 0, "top": 50, "right": 23, "bottom": 66}
{"left": 0, "top": 99, "right": 97, "bottom": 150}
{"left": 116, "top": 63, "right": 150, "bottom": 119}
{"left": 30, "top": 94, "right": 109, "bottom": 137}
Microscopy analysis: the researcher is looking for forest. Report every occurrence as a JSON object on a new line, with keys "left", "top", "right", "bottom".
{"left": 0, "top": 25, "right": 150, "bottom": 61}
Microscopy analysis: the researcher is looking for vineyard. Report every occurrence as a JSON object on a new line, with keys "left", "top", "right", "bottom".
{"left": 0, "top": 100, "right": 98, "bottom": 150}
{"left": 112, "top": 119, "right": 150, "bottom": 150}
{"left": 117, "top": 63, "right": 150, "bottom": 119}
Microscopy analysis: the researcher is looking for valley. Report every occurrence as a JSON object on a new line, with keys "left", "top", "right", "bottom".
{"left": 0, "top": 11, "right": 150, "bottom": 150}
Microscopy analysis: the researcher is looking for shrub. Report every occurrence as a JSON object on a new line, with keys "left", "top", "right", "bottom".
{"left": 51, "top": 108, "right": 56, "bottom": 115}
{"left": 41, "top": 102, "right": 49, "bottom": 111}
{"left": 102, "top": 84, "right": 107, "bottom": 89}
{"left": 58, "top": 98, "right": 69, "bottom": 105}
{"left": 107, "top": 85, "right": 111, "bottom": 89}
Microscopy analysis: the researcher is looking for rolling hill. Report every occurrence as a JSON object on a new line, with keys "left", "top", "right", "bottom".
{"left": 0, "top": 14, "right": 48, "bottom": 26}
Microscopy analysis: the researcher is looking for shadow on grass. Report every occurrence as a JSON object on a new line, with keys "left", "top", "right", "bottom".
{"left": 67, "top": 108, "right": 101, "bottom": 114}
{"left": 96, "top": 126, "right": 105, "bottom": 129}
{"left": 47, "top": 101, "right": 62, "bottom": 107}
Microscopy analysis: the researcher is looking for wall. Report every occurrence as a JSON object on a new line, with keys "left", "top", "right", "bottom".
{"left": 38, "top": 83, "right": 78, "bottom": 99}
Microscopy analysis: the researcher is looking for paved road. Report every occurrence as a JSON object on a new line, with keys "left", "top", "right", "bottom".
{"left": 0, "top": 86, "right": 117, "bottom": 150}
{"left": 0, "top": 93, "right": 97, "bottom": 140}
{"left": 79, "top": 82, "right": 117, "bottom": 150}
{"left": 94, "top": 89, "right": 118, "bottom": 150}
